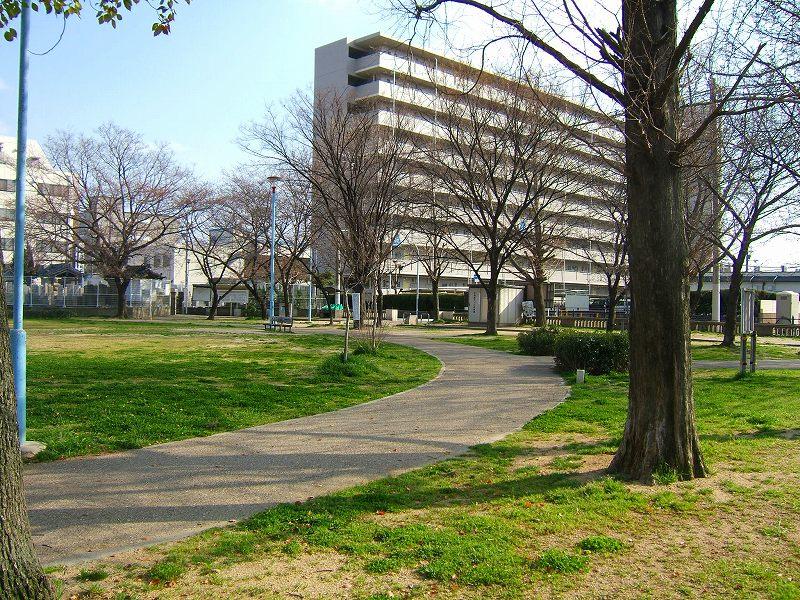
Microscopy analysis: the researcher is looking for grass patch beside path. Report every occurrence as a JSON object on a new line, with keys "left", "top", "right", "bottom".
{"left": 60, "top": 369, "right": 800, "bottom": 599}
{"left": 691, "top": 341, "right": 800, "bottom": 361}
{"left": 26, "top": 319, "right": 440, "bottom": 461}
{"left": 438, "top": 333, "right": 521, "bottom": 354}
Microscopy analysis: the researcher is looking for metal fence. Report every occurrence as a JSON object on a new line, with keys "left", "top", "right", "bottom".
{"left": 3, "top": 275, "right": 173, "bottom": 316}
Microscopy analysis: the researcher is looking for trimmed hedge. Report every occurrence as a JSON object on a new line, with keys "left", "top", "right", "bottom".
{"left": 381, "top": 293, "right": 466, "bottom": 312}
{"left": 553, "top": 330, "right": 629, "bottom": 375}
{"left": 517, "top": 326, "right": 561, "bottom": 356}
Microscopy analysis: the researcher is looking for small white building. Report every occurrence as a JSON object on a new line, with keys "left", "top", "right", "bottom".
{"left": 467, "top": 285, "right": 524, "bottom": 326}
{"left": 776, "top": 291, "right": 800, "bottom": 324}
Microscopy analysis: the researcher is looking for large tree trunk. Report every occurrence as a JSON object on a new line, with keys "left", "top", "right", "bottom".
{"left": 282, "top": 281, "right": 291, "bottom": 318}
{"left": 609, "top": 0, "right": 706, "bottom": 482}
{"left": 112, "top": 277, "right": 130, "bottom": 319}
{"left": 606, "top": 281, "right": 619, "bottom": 331}
{"left": 0, "top": 283, "right": 55, "bottom": 599}
{"left": 485, "top": 277, "right": 498, "bottom": 335}
{"left": 207, "top": 287, "right": 219, "bottom": 320}
{"left": 532, "top": 280, "right": 547, "bottom": 327}
{"left": 723, "top": 262, "right": 743, "bottom": 347}
{"left": 247, "top": 284, "right": 268, "bottom": 320}
{"left": 431, "top": 277, "right": 440, "bottom": 321}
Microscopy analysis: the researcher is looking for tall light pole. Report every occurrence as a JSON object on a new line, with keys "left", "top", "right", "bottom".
{"left": 12, "top": 3, "right": 31, "bottom": 446}
{"left": 267, "top": 175, "right": 280, "bottom": 321}
{"left": 183, "top": 235, "right": 190, "bottom": 314}
{"left": 415, "top": 249, "right": 420, "bottom": 317}
{"left": 307, "top": 248, "right": 313, "bottom": 322}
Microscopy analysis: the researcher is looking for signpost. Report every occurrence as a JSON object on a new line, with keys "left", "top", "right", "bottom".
{"left": 351, "top": 292, "right": 361, "bottom": 322}
{"left": 740, "top": 288, "right": 757, "bottom": 374}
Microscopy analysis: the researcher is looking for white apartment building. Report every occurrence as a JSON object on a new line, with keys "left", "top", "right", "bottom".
{"left": 314, "top": 33, "right": 622, "bottom": 307}
{"left": 0, "top": 136, "right": 72, "bottom": 269}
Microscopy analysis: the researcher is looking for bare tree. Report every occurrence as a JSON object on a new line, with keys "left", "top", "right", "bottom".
{"left": 580, "top": 185, "right": 629, "bottom": 330}
{"left": 510, "top": 200, "right": 578, "bottom": 327}
{"left": 31, "top": 124, "right": 191, "bottom": 317}
{"left": 422, "top": 72, "right": 584, "bottom": 334}
{"left": 275, "top": 177, "right": 319, "bottom": 316}
{"left": 404, "top": 0, "right": 793, "bottom": 480}
{"left": 241, "top": 89, "right": 414, "bottom": 336}
{"left": 411, "top": 202, "right": 458, "bottom": 321}
{"left": 306, "top": 243, "right": 338, "bottom": 325}
{"left": 221, "top": 171, "right": 273, "bottom": 320}
{"left": 183, "top": 190, "right": 245, "bottom": 320}
{"left": 709, "top": 103, "right": 800, "bottom": 344}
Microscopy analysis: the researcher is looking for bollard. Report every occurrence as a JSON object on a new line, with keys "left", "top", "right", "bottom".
{"left": 576, "top": 369, "right": 585, "bottom": 384}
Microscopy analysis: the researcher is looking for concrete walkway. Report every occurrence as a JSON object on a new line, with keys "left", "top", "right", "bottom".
{"left": 23, "top": 333, "right": 567, "bottom": 565}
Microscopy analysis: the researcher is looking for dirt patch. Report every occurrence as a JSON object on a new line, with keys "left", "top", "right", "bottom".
{"left": 510, "top": 434, "right": 606, "bottom": 475}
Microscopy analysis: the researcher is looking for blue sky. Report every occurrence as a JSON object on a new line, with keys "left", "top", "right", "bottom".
{"left": 0, "top": 1, "right": 796, "bottom": 267}
{"left": 0, "top": 0, "right": 387, "bottom": 180}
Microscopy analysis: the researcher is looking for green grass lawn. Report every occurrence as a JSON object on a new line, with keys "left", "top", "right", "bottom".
{"left": 691, "top": 341, "right": 800, "bottom": 361}
{"left": 25, "top": 319, "right": 440, "bottom": 461}
{"left": 440, "top": 331, "right": 800, "bottom": 362}
{"left": 438, "top": 333, "right": 521, "bottom": 354}
{"left": 58, "top": 368, "right": 800, "bottom": 599}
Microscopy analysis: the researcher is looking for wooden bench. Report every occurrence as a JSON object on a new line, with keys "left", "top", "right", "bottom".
{"left": 264, "top": 316, "right": 293, "bottom": 332}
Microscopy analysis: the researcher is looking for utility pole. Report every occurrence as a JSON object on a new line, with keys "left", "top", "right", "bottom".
{"left": 710, "top": 79, "right": 722, "bottom": 323}
{"left": 12, "top": 2, "right": 31, "bottom": 449}
{"left": 267, "top": 176, "right": 280, "bottom": 322}
{"left": 307, "top": 248, "right": 313, "bottom": 322}
{"left": 183, "top": 237, "right": 190, "bottom": 314}
{"left": 415, "top": 251, "right": 420, "bottom": 317}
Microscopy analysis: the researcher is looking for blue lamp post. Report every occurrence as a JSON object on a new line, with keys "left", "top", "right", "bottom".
{"left": 12, "top": 2, "right": 31, "bottom": 446}
{"left": 267, "top": 175, "right": 280, "bottom": 321}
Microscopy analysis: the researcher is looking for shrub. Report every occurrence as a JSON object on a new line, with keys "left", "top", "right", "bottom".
{"left": 577, "top": 535, "right": 624, "bottom": 554}
{"left": 352, "top": 342, "right": 378, "bottom": 356}
{"left": 534, "top": 548, "right": 588, "bottom": 573}
{"left": 315, "top": 353, "right": 369, "bottom": 380}
{"left": 553, "top": 330, "right": 629, "bottom": 375}
{"left": 145, "top": 557, "right": 186, "bottom": 584}
{"left": 76, "top": 568, "right": 108, "bottom": 582}
{"left": 381, "top": 293, "right": 466, "bottom": 312}
{"left": 517, "top": 326, "right": 561, "bottom": 355}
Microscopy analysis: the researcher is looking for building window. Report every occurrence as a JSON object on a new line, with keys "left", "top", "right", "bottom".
{"left": 36, "top": 183, "right": 69, "bottom": 196}
{"left": 0, "top": 208, "right": 14, "bottom": 220}
{"left": 0, "top": 179, "right": 15, "bottom": 192}
{"left": 1, "top": 237, "right": 14, "bottom": 251}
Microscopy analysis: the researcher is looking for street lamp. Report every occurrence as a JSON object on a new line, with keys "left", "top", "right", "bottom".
{"left": 267, "top": 175, "right": 280, "bottom": 322}
{"left": 415, "top": 247, "right": 421, "bottom": 317}
{"left": 12, "top": 3, "right": 33, "bottom": 452}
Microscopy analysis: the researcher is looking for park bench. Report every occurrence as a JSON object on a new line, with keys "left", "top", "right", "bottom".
{"left": 264, "top": 316, "right": 293, "bottom": 332}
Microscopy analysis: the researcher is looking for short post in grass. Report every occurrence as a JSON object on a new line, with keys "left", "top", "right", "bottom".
{"left": 740, "top": 335, "right": 747, "bottom": 375}
{"left": 740, "top": 288, "right": 756, "bottom": 375}
{"left": 750, "top": 329, "right": 757, "bottom": 373}
{"left": 576, "top": 369, "right": 586, "bottom": 384}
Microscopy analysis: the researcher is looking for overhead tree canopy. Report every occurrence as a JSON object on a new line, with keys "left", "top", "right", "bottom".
{"left": 1, "top": 0, "right": 188, "bottom": 41}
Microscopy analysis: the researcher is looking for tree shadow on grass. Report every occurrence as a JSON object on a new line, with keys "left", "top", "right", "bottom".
{"left": 700, "top": 428, "right": 800, "bottom": 443}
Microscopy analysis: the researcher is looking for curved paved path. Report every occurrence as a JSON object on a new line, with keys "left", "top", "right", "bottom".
{"left": 23, "top": 332, "right": 567, "bottom": 565}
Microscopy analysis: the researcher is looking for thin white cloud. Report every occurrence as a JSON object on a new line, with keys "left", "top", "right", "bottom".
{"left": 0, "top": 77, "right": 9, "bottom": 93}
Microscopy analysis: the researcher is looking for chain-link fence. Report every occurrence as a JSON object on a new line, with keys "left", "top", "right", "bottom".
{"left": 3, "top": 275, "right": 173, "bottom": 317}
